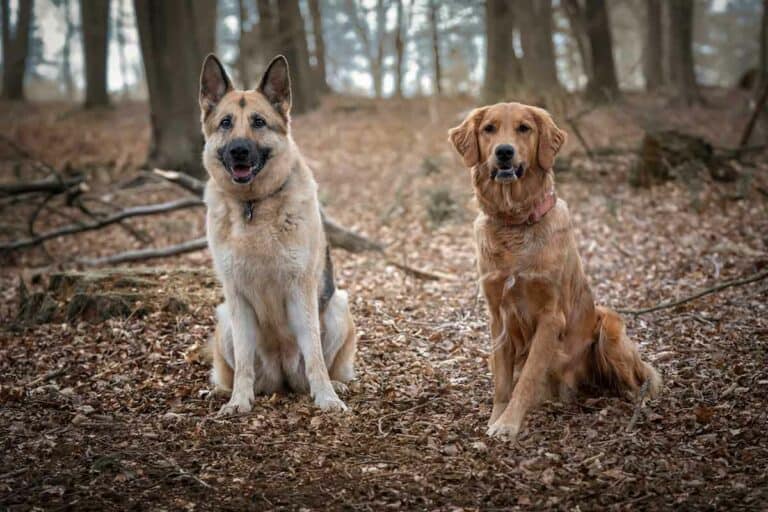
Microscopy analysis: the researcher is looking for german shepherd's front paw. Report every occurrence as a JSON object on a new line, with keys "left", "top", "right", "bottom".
{"left": 486, "top": 420, "right": 520, "bottom": 440}
{"left": 218, "top": 395, "right": 253, "bottom": 416}
{"left": 314, "top": 391, "right": 348, "bottom": 412}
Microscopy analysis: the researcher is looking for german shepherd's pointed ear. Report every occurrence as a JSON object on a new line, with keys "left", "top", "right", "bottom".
{"left": 448, "top": 107, "right": 487, "bottom": 168}
{"left": 258, "top": 55, "right": 291, "bottom": 117}
{"left": 200, "top": 54, "right": 233, "bottom": 115}
{"left": 531, "top": 107, "right": 567, "bottom": 171}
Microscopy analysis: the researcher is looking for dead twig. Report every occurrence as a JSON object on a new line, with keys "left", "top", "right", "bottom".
{"left": 618, "top": 268, "right": 768, "bottom": 315}
{"left": 0, "top": 176, "right": 85, "bottom": 196}
{"left": 0, "top": 197, "right": 203, "bottom": 253}
{"left": 78, "top": 237, "right": 207, "bottom": 266}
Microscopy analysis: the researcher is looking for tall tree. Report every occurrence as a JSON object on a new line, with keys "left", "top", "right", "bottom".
{"left": 484, "top": 0, "right": 523, "bottom": 103}
{"left": 428, "top": 0, "right": 442, "bottom": 95}
{"left": 667, "top": 0, "right": 699, "bottom": 105}
{"left": 516, "top": 0, "right": 560, "bottom": 94}
{"left": 308, "top": 0, "right": 329, "bottom": 92}
{"left": 343, "top": 0, "right": 386, "bottom": 98}
{"left": 562, "top": 0, "right": 592, "bottom": 83}
{"left": 583, "top": 0, "right": 619, "bottom": 102}
{"left": 394, "top": 0, "right": 407, "bottom": 98}
{"left": 81, "top": 0, "right": 110, "bottom": 108}
{"left": 256, "top": 0, "right": 276, "bottom": 60}
{"left": 134, "top": 0, "right": 216, "bottom": 178}
{"left": 237, "top": 0, "right": 251, "bottom": 87}
{"left": 373, "top": 0, "right": 386, "bottom": 98}
{"left": 276, "top": 0, "right": 318, "bottom": 113}
{"left": 55, "top": 0, "right": 76, "bottom": 99}
{"left": 760, "top": 0, "right": 768, "bottom": 90}
{"left": 1, "top": 0, "right": 34, "bottom": 101}
{"left": 643, "top": 0, "right": 663, "bottom": 92}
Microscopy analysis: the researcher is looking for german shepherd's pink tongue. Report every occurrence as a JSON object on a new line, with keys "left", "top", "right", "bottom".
{"left": 232, "top": 165, "right": 251, "bottom": 179}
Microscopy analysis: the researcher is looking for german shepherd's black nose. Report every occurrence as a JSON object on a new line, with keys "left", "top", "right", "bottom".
{"left": 495, "top": 144, "right": 515, "bottom": 162}
{"left": 229, "top": 141, "right": 251, "bottom": 161}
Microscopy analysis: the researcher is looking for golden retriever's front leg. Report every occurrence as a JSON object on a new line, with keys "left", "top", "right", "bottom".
{"left": 488, "top": 308, "right": 516, "bottom": 426}
{"left": 218, "top": 291, "right": 259, "bottom": 416}
{"left": 287, "top": 285, "right": 347, "bottom": 412}
{"left": 488, "top": 312, "right": 564, "bottom": 440}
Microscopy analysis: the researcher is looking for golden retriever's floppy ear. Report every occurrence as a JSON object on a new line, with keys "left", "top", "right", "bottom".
{"left": 200, "top": 54, "right": 233, "bottom": 115}
{"left": 532, "top": 107, "right": 567, "bottom": 170}
{"left": 258, "top": 55, "right": 292, "bottom": 117}
{"left": 448, "top": 107, "right": 486, "bottom": 168}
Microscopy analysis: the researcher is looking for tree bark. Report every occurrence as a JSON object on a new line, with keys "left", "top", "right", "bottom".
{"left": 562, "top": 0, "right": 592, "bottom": 84}
{"left": 275, "top": 0, "right": 318, "bottom": 114}
{"left": 81, "top": 0, "right": 111, "bottom": 108}
{"left": 516, "top": 0, "right": 560, "bottom": 94}
{"left": 394, "top": 0, "right": 406, "bottom": 98}
{"left": 584, "top": 0, "right": 620, "bottom": 102}
{"left": 760, "top": 0, "right": 767, "bottom": 90}
{"left": 256, "top": 0, "right": 276, "bottom": 60}
{"left": 483, "top": 0, "right": 521, "bottom": 103}
{"left": 644, "top": 0, "right": 663, "bottom": 92}
{"left": 372, "top": 0, "right": 386, "bottom": 98}
{"left": 133, "top": 0, "right": 216, "bottom": 178}
{"left": 237, "top": 0, "right": 250, "bottom": 88}
{"left": 308, "top": 0, "right": 329, "bottom": 92}
{"left": 1, "top": 0, "right": 34, "bottom": 101}
{"left": 667, "top": 0, "right": 699, "bottom": 105}
{"left": 61, "top": 0, "right": 76, "bottom": 99}
{"left": 428, "top": 0, "right": 442, "bottom": 95}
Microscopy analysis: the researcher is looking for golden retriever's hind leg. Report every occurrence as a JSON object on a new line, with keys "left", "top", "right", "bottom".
{"left": 591, "top": 306, "right": 661, "bottom": 399}
{"left": 209, "top": 304, "right": 234, "bottom": 395}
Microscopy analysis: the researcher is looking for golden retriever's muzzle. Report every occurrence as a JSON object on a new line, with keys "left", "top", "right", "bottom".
{"left": 217, "top": 138, "right": 272, "bottom": 184}
{"left": 491, "top": 143, "right": 525, "bottom": 183}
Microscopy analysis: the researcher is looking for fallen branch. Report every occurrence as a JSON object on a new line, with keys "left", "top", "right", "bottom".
{"left": 618, "top": 268, "right": 768, "bottom": 315}
{"left": 152, "top": 168, "right": 205, "bottom": 196}
{"left": 1, "top": 197, "right": 203, "bottom": 252}
{"left": 0, "top": 176, "right": 85, "bottom": 196}
{"left": 385, "top": 259, "right": 456, "bottom": 281}
{"left": 78, "top": 237, "right": 207, "bottom": 266}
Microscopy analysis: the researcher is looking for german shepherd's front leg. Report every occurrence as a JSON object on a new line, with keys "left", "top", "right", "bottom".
{"left": 218, "top": 291, "right": 259, "bottom": 416}
{"left": 488, "top": 311, "right": 564, "bottom": 439}
{"left": 287, "top": 284, "right": 348, "bottom": 411}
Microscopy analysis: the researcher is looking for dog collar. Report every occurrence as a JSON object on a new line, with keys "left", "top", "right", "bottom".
{"left": 242, "top": 176, "right": 290, "bottom": 222}
{"left": 496, "top": 188, "right": 557, "bottom": 226}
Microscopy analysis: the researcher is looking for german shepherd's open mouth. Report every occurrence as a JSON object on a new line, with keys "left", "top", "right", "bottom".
{"left": 218, "top": 142, "right": 272, "bottom": 184}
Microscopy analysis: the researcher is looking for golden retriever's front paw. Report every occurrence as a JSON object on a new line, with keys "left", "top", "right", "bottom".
{"left": 314, "top": 391, "right": 348, "bottom": 412}
{"left": 487, "top": 421, "right": 520, "bottom": 440}
{"left": 217, "top": 395, "right": 253, "bottom": 416}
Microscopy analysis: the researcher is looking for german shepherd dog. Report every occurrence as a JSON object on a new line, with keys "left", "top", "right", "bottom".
{"left": 200, "top": 55, "right": 356, "bottom": 414}
{"left": 449, "top": 103, "right": 660, "bottom": 439}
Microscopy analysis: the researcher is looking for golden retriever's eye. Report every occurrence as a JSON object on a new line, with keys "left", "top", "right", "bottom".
{"left": 251, "top": 115, "right": 266, "bottom": 129}
{"left": 517, "top": 124, "right": 531, "bottom": 134}
{"left": 219, "top": 116, "right": 233, "bottom": 130}
{"left": 483, "top": 124, "right": 496, "bottom": 134}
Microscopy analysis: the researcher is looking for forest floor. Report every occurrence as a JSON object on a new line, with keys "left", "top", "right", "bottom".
{"left": 1, "top": 90, "right": 767, "bottom": 510}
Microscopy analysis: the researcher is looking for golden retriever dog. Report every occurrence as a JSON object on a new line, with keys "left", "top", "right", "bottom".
{"left": 449, "top": 102, "right": 660, "bottom": 439}
{"left": 200, "top": 54, "right": 356, "bottom": 414}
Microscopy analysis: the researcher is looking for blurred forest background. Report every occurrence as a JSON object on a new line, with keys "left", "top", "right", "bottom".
{"left": 1, "top": 0, "right": 768, "bottom": 510}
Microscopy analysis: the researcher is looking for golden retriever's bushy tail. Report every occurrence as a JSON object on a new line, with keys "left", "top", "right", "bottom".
{"left": 589, "top": 306, "right": 661, "bottom": 399}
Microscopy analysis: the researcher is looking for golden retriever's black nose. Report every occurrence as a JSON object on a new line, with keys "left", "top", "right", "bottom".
{"left": 495, "top": 144, "right": 515, "bottom": 162}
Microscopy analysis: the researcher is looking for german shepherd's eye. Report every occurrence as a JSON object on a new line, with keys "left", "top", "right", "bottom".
{"left": 251, "top": 115, "right": 266, "bottom": 129}
{"left": 483, "top": 124, "right": 496, "bottom": 134}
{"left": 517, "top": 124, "right": 531, "bottom": 134}
{"left": 219, "top": 116, "right": 233, "bottom": 130}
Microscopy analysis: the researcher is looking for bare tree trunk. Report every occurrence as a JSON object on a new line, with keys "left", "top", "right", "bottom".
{"left": 644, "top": 0, "right": 663, "bottom": 92}
{"left": 584, "top": 0, "right": 619, "bottom": 102}
{"left": 372, "top": 0, "right": 386, "bottom": 98}
{"left": 237, "top": 0, "right": 250, "bottom": 88}
{"left": 484, "top": 0, "right": 522, "bottom": 103}
{"left": 133, "top": 0, "right": 216, "bottom": 178}
{"left": 61, "top": 0, "right": 76, "bottom": 100}
{"left": 562, "top": 0, "right": 592, "bottom": 84}
{"left": 760, "top": 0, "right": 767, "bottom": 90}
{"left": 276, "top": 0, "right": 318, "bottom": 114}
{"left": 667, "top": 0, "right": 699, "bottom": 105}
{"left": 394, "top": 0, "right": 405, "bottom": 98}
{"left": 308, "top": 0, "right": 329, "bottom": 92}
{"left": 428, "top": 0, "right": 442, "bottom": 95}
{"left": 256, "top": 0, "right": 276, "bottom": 59}
{"left": 81, "top": 0, "right": 111, "bottom": 108}
{"left": 115, "top": 0, "right": 130, "bottom": 95}
{"left": 516, "top": 0, "right": 560, "bottom": 94}
{"left": 1, "top": 0, "right": 33, "bottom": 101}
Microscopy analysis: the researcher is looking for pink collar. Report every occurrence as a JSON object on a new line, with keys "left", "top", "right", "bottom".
{"left": 496, "top": 188, "right": 557, "bottom": 226}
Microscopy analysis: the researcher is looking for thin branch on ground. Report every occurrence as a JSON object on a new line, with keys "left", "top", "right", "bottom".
{"left": 618, "top": 268, "right": 768, "bottom": 315}
{"left": 78, "top": 237, "right": 208, "bottom": 266}
{"left": 0, "top": 176, "right": 85, "bottom": 196}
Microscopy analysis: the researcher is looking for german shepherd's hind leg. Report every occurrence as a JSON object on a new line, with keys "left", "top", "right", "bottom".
{"left": 209, "top": 304, "right": 234, "bottom": 395}
{"left": 322, "top": 290, "right": 357, "bottom": 394}
{"left": 590, "top": 306, "right": 661, "bottom": 398}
